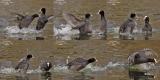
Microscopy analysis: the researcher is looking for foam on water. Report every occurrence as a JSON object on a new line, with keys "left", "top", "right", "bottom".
{"left": 0, "top": 61, "right": 159, "bottom": 76}
{"left": 83, "top": 64, "right": 107, "bottom": 72}
{"left": 106, "top": 62, "right": 125, "bottom": 68}
{"left": 5, "top": 26, "right": 41, "bottom": 34}
{"left": 53, "top": 65, "right": 69, "bottom": 73}
{"left": 79, "top": 61, "right": 126, "bottom": 73}
{"left": 54, "top": 24, "right": 79, "bottom": 36}
{"left": 53, "top": 24, "right": 80, "bottom": 40}
{"left": 4, "top": 26, "right": 43, "bottom": 39}
{"left": 0, "top": 68, "right": 16, "bottom": 74}
{"left": 0, "top": 68, "right": 45, "bottom": 75}
{"left": 0, "top": 61, "right": 126, "bottom": 75}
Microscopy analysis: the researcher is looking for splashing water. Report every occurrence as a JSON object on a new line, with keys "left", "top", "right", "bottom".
{"left": 53, "top": 24, "right": 80, "bottom": 40}
{"left": 53, "top": 65, "right": 69, "bottom": 73}
{"left": 83, "top": 64, "right": 107, "bottom": 72}
{"left": 106, "top": 62, "right": 126, "bottom": 68}
{"left": 79, "top": 61, "right": 126, "bottom": 73}
{"left": 0, "top": 68, "right": 17, "bottom": 74}
{"left": 0, "top": 67, "right": 46, "bottom": 75}
{"left": 5, "top": 26, "right": 41, "bottom": 34}
{"left": 54, "top": 24, "right": 79, "bottom": 36}
{"left": 0, "top": 61, "right": 126, "bottom": 75}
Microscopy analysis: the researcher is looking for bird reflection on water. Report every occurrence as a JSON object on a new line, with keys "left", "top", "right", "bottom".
{"left": 15, "top": 75, "right": 29, "bottom": 80}
{"left": 129, "top": 71, "right": 155, "bottom": 80}
{"left": 65, "top": 72, "right": 94, "bottom": 80}
{"left": 119, "top": 34, "right": 134, "bottom": 40}
{"left": 41, "top": 72, "right": 52, "bottom": 80}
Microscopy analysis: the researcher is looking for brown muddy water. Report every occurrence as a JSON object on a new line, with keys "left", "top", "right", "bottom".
{"left": 0, "top": 0, "right": 160, "bottom": 80}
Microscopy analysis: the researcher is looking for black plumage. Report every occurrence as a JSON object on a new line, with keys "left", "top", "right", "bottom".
{"left": 119, "top": 13, "right": 137, "bottom": 34}
{"left": 15, "top": 54, "right": 32, "bottom": 73}
{"left": 14, "top": 13, "right": 38, "bottom": 29}
{"left": 36, "top": 8, "right": 53, "bottom": 30}
{"left": 40, "top": 61, "right": 52, "bottom": 72}
{"left": 67, "top": 58, "right": 96, "bottom": 71}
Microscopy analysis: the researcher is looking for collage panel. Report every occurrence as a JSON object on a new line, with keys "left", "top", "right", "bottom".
{"left": 0, "top": 0, "right": 159, "bottom": 80}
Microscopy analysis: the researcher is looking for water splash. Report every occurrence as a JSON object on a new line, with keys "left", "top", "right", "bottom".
{"left": 53, "top": 65, "right": 69, "bottom": 73}
{"left": 0, "top": 67, "right": 45, "bottom": 75}
{"left": 84, "top": 64, "right": 107, "bottom": 72}
{"left": 0, "top": 62, "right": 125, "bottom": 75}
{"left": 4, "top": 26, "right": 43, "bottom": 40}
{"left": 0, "top": 61, "right": 158, "bottom": 76}
{"left": 5, "top": 26, "right": 41, "bottom": 34}
{"left": 79, "top": 61, "right": 126, "bottom": 73}
{"left": 0, "top": 68, "right": 17, "bottom": 74}
{"left": 54, "top": 24, "right": 79, "bottom": 36}
{"left": 26, "top": 68, "right": 42, "bottom": 74}
{"left": 53, "top": 24, "right": 80, "bottom": 40}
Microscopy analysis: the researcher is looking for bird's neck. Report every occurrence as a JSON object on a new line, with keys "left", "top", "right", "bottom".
{"left": 129, "top": 18, "right": 135, "bottom": 21}
{"left": 101, "top": 14, "right": 106, "bottom": 20}
{"left": 42, "top": 10, "right": 46, "bottom": 15}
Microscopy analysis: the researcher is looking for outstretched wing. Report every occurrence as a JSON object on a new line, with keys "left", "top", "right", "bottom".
{"left": 140, "top": 48, "right": 158, "bottom": 58}
{"left": 15, "top": 60, "right": 25, "bottom": 70}
{"left": 11, "top": 12, "right": 25, "bottom": 21}
{"left": 47, "top": 15, "right": 54, "bottom": 20}
{"left": 63, "top": 13, "right": 82, "bottom": 27}
{"left": 72, "top": 21, "right": 85, "bottom": 29}
{"left": 15, "top": 58, "right": 29, "bottom": 70}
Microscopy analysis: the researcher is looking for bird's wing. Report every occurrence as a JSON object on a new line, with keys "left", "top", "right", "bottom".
{"left": 67, "top": 58, "right": 87, "bottom": 71}
{"left": 63, "top": 13, "right": 82, "bottom": 27}
{"left": 15, "top": 58, "right": 27, "bottom": 69}
{"left": 15, "top": 61, "right": 29, "bottom": 73}
{"left": 11, "top": 12, "right": 26, "bottom": 23}
{"left": 76, "top": 65, "right": 86, "bottom": 71}
{"left": 128, "top": 53, "right": 136, "bottom": 65}
{"left": 11, "top": 12, "right": 25, "bottom": 19}
{"left": 47, "top": 15, "right": 54, "bottom": 20}
{"left": 119, "top": 19, "right": 130, "bottom": 33}
{"left": 67, "top": 58, "right": 86, "bottom": 67}
{"left": 128, "top": 50, "right": 145, "bottom": 65}
{"left": 140, "top": 48, "right": 158, "bottom": 58}
{"left": 72, "top": 21, "right": 85, "bottom": 29}
{"left": 24, "top": 63, "right": 29, "bottom": 72}
{"left": 15, "top": 61, "right": 24, "bottom": 70}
